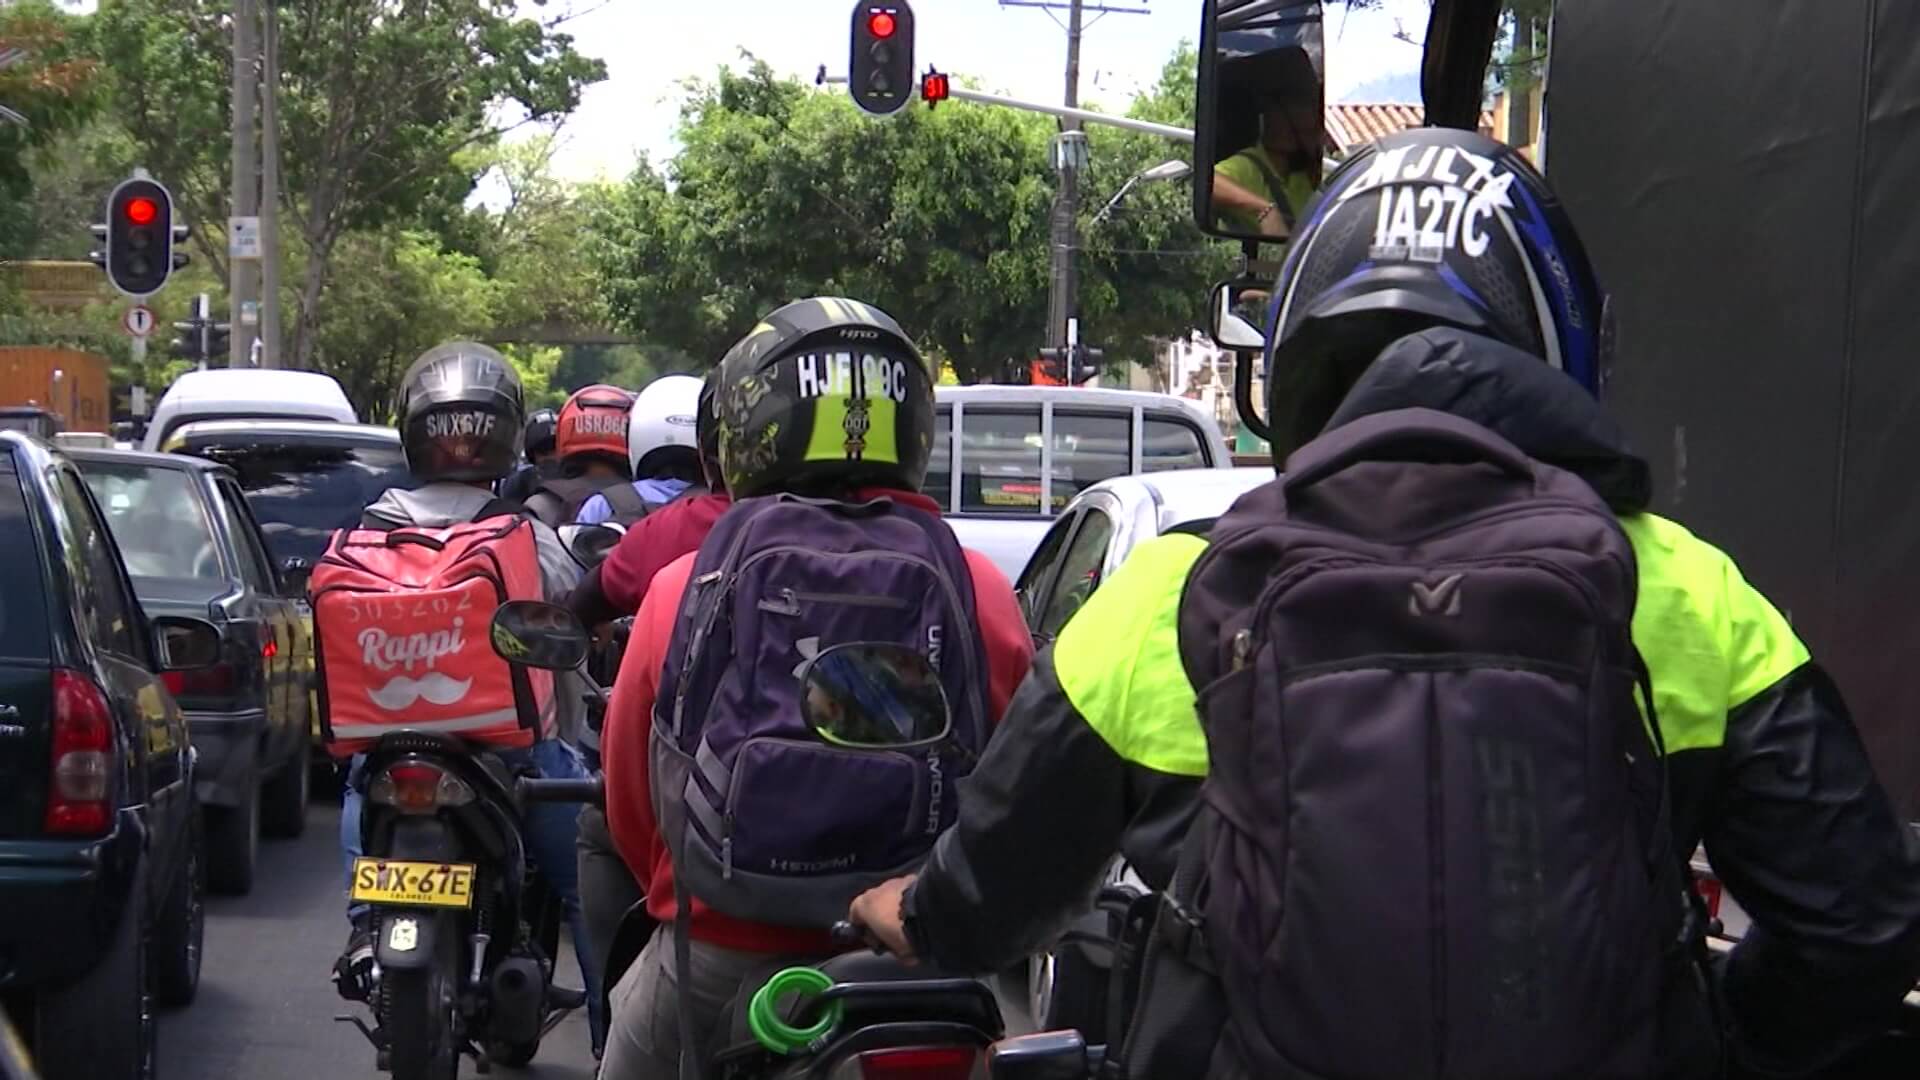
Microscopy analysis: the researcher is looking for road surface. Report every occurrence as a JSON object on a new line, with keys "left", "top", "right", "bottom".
{"left": 158, "top": 800, "right": 598, "bottom": 1080}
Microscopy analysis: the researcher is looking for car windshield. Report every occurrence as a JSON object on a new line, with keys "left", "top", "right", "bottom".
{"left": 182, "top": 438, "right": 417, "bottom": 564}
{"left": 77, "top": 462, "right": 223, "bottom": 581}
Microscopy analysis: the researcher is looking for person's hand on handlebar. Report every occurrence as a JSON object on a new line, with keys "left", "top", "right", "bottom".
{"left": 846, "top": 874, "right": 918, "bottom": 964}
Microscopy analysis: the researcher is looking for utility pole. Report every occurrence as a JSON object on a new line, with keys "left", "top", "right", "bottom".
{"left": 1002, "top": 0, "right": 1147, "bottom": 354}
{"left": 229, "top": 0, "right": 260, "bottom": 370}
{"left": 259, "top": 0, "right": 282, "bottom": 368}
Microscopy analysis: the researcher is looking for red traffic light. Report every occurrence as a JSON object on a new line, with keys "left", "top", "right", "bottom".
{"left": 868, "top": 11, "right": 896, "bottom": 38}
{"left": 125, "top": 197, "right": 158, "bottom": 225}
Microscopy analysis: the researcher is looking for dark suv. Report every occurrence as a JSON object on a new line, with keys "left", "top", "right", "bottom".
{"left": 0, "top": 432, "right": 221, "bottom": 1079}
{"left": 71, "top": 449, "right": 317, "bottom": 896}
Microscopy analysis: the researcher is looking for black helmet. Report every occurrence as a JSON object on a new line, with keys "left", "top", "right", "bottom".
{"left": 397, "top": 341, "right": 525, "bottom": 483}
{"left": 1263, "top": 128, "right": 1610, "bottom": 462}
{"left": 523, "top": 408, "right": 558, "bottom": 463}
{"left": 712, "top": 297, "right": 933, "bottom": 499}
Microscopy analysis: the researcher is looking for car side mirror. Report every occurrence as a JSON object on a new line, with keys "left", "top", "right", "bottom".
{"left": 279, "top": 555, "right": 312, "bottom": 597}
{"left": 153, "top": 615, "right": 222, "bottom": 671}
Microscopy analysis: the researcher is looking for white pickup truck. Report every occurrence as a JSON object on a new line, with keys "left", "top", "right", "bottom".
{"left": 922, "top": 385, "right": 1235, "bottom": 582}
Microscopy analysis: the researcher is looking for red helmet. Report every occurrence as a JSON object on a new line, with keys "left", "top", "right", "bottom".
{"left": 555, "top": 384, "right": 635, "bottom": 465}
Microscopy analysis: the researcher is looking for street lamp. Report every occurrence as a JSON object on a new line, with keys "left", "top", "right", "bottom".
{"left": 1092, "top": 159, "right": 1193, "bottom": 225}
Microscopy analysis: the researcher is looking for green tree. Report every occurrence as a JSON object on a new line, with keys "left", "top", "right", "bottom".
{"left": 591, "top": 53, "right": 1222, "bottom": 385}
{"left": 0, "top": 0, "right": 101, "bottom": 272}
{"left": 88, "top": 0, "right": 606, "bottom": 371}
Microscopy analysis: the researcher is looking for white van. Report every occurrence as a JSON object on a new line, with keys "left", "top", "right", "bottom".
{"left": 925, "top": 385, "right": 1233, "bottom": 581}
{"left": 143, "top": 369, "right": 357, "bottom": 452}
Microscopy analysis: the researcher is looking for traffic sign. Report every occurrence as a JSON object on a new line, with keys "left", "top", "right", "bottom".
{"left": 123, "top": 305, "right": 155, "bottom": 338}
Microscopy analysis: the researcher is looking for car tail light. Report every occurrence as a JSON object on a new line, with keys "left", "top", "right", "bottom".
{"left": 857, "top": 1046, "right": 978, "bottom": 1080}
{"left": 1695, "top": 875, "right": 1724, "bottom": 920}
{"left": 46, "top": 669, "right": 114, "bottom": 835}
{"left": 160, "top": 662, "right": 237, "bottom": 699}
{"left": 369, "top": 760, "right": 475, "bottom": 815}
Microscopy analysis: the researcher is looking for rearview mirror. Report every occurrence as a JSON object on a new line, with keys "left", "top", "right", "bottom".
{"left": 152, "top": 615, "right": 222, "bottom": 671}
{"left": 1193, "top": 0, "right": 1327, "bottom": 243}
{"left": 557, "top": 523, "right": 624, "bottom": 569}
{"left": 797, "top": 643, "right": 950, "bottom": 749}
{"left": 1208, "top": 279, "right": 1271, "bottom": 352}
{"left": 489, "top": 601, "right": 591, "bottom": 672}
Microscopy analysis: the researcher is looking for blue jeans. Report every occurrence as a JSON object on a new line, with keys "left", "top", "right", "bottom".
{"left": 341, "top": 739, "right": 604, "bottom": 1049}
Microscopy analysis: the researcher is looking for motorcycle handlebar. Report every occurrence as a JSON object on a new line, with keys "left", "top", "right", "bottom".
{"left": 516, "top": 777, "right": 605, "bottom": 807}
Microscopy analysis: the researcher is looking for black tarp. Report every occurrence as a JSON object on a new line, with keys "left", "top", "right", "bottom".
{"left": 1546, "top": 1, "right": 1920, "bottom": 815}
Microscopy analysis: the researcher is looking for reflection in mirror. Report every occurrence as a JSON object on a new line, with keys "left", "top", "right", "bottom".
{"left": 489, "top": 600, "right": 591, "bottom": 671}
{"left": 1195, "top": 0, "right": 1327, "bottom": 244}
{"left": 280, "top": 555, "right": 313, "bottom": 596}
{"left": 1210, "top": 279, "right": 1272, "bottom": 352}
{"left": 558, "top": 523, "right": 624, "bottom": 569}
{"left": 798, "top": 643, "right": 951, "bottom": 749}
{"left": 153, "top": 615, "right": 222, "bottom": 671}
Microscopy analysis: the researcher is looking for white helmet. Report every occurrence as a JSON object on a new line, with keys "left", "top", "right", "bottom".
{"left": 627, "top": 374, "right": 703, "bottom": 477}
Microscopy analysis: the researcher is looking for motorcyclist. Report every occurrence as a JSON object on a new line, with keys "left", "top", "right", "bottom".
{"left": 575, "top": 374, "right": 705, "bottom": 526}
{"left": 849, "top": 130, "right": 1920, "bottom": 1078}
{"left": 598, "top": 298, "right": 1036, "bottom": 1077}
{"left": 498, "top": 406, "right": 561, "bottom": 503}
{"left": 567, "top": 369, "right": 731, "bottom": 1036}
{"left": 567, "top": 369, "right": 731, "bottom": 631}
{"left": 333, "top": 342, "right": 603, "bottom": 1039}
{"left": 524, "top": 384, "right": 637, "bottom": 527}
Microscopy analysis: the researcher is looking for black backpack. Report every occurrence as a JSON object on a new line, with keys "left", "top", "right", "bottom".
{"left": 524, "top": 475, "right": 619, "bottom": 527}
{"left": 1113, "top": 410, "right": 1707, "bottom": 1080}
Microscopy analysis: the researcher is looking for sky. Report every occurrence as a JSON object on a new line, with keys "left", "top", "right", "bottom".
{"left": 524, "top": 0, "right": 1433, "bottom": 184}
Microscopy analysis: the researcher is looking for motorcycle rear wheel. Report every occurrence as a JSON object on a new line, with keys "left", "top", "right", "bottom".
{"left": 383, "top": 927, "right": 460, "bottom": 1080}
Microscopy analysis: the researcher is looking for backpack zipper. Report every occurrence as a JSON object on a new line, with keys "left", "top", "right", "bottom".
{"left": 757, "top": 588, "right": 911, "bottom": 615}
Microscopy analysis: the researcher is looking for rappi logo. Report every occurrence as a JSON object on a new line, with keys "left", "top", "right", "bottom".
{"left": 359, "top": 617, "right": 474, "bottom": 711}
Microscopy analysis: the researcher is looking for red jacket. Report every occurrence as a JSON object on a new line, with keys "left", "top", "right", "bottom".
{"left": 599, "top": 492, "right": 732, "bottom": 613}
{"left": 603, "top": 489, "right": 1036, "bottom": 954}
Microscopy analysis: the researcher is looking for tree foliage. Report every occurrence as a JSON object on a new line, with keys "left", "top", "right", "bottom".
{"left": 0, "top": 1, "right": 102, "bottom": 271}
{"left": 591, "top": 50, "right": 1225, "bottom": 384}
{"left": 88, "top": 0, "right": 605, "bottom": 369}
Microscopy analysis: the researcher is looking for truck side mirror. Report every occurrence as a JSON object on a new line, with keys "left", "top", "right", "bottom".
{"left": 1193, "top": 0, "right": 1326, "bottom": 243}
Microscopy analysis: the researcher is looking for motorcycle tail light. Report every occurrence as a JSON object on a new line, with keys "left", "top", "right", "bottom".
{"left": 1695, "top": 875, "right": 1723, "bottom": 919}
{"left": 857, "top": 1046, "right": 978, "bottom": 1080}
{"left": 370, "top": 760, "right": 475, "bottom": 814}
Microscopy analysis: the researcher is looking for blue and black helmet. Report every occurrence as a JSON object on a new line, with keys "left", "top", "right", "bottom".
{"left": 1263, "top": 127, "right": 1610, "bottom": 459}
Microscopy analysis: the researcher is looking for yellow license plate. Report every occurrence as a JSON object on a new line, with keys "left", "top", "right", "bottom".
{"left": 349, "top": 858, "right": 477, "bottom": 909}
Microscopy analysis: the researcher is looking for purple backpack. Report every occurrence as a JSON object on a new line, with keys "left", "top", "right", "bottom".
{"left": 652, "top": 493, "right": 989, "bottom": 928}
{"left": 1164, "top": 409, "right": 1691, "bottom": 1080}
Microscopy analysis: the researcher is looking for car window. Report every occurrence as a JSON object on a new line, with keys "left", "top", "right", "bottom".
{"left": 181, "top": 438, "right": 416, "bottom": 564}
{"left": 52, "top": 469, "right": 141, "bottom": 657}
{"left": 960, "top": 409, "right": 1044, "bottom": 513}
{"left": 0, "top": 457, "right": 50, "bottom": 660}
{"left": 1051, "top": 411, "right": 1131, "bottom": 506}
{"left": 215, "top": 482, "right": 277, "bottom": 592}
{"left": 1035, "top": 509, "right": 1115, "bottom": 641}
{"left": 1015, "top": 511, "right": 1080, "bottom": 633}
{"left": 922, "top": 407, "right": 952, "bottom": 510}
{"left": 1142, "top": 415, "right": 1210, "bottom": 472}
{"left": 78, "top": 462, "right": 224, "bottom": 581}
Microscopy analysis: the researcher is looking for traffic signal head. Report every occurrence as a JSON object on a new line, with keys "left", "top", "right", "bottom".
{"left": 105, "top": 177, "right": 178, "bottom": 297}
{"left": 849, "top": 2, "right": 914, "bottom": 116}
{"left": 922, "top": 68, "right": 950, "bottom": 110}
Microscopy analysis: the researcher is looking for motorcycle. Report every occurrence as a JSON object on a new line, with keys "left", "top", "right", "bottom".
{"left": 338, "top": 602, "right": 598, "bottom": 1078}
{"left": 491, "top": 600, "right": 1008, "bottom": 1079}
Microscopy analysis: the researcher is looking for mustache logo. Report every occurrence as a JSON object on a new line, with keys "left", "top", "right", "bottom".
{"left": 366, "top": 671, "right": 474, "bottom": 711}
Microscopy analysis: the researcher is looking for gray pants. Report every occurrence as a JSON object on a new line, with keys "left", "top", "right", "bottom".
{"left": 602, "top": 924, "right": 827, "bottom": 1079}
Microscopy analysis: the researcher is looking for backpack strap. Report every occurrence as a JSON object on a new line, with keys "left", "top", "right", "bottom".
{"left": 472, "top": 496, "right": 525, "bottom": 522}
{"left": 597, "top": 482, "right": 652, "bottom": 523}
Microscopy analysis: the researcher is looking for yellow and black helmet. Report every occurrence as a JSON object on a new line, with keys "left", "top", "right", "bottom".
{"left": 712, "top": 297, "right": 934, "bottom": 499}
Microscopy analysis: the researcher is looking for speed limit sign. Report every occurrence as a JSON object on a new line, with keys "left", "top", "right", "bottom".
{"left": 123, "top": 305, "right": 155, "bottom": 338}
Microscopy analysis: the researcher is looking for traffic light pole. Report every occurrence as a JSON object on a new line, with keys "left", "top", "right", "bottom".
{"left": 229, "top": 0, "right": 260, "bottom": 370}
{"left": 1044, "top": 0, "right": 1085, "bottom": 354}
{"left": 818, "top": 71, "right": 1194, "bottom": 141}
